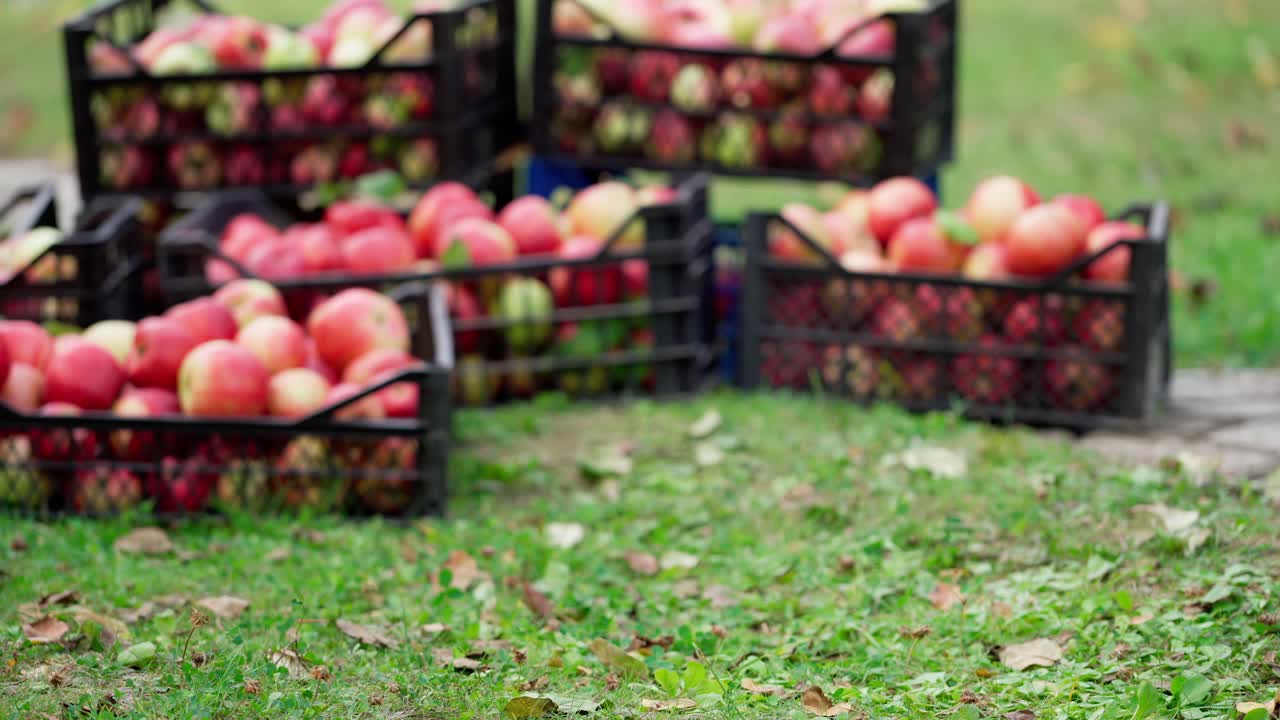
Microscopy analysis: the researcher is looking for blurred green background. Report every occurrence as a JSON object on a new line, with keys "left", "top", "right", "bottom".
{"left": 0, "top": 0, "right": 1278, "bottom": 367}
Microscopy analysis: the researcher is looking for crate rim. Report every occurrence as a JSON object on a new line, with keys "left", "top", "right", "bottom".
{"left": 744, "top": 200, "right": 1171, "bottom": 295}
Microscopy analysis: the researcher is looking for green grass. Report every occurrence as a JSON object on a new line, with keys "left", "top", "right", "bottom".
{"left": 1, "top": 1, "right": 1279, "bottom": 366}
{"left": 2, "top": 394, "right": 1278, "bottom": 717}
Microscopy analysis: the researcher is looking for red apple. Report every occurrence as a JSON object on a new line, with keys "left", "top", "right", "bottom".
{"left": 566, "top": 182, "right": 643, "bottom": 249}
{"left": 221, "top": 213, "right": 280, "bottom": 260}
{"left": 82, "top": 320, "right": 136, "bottom": 367}
{"left": 45, "top": 338, "right": 125, "bottom": 411}
{"left": 324, "top": 382, "right": 387, "bottom": 421}
{"left": 235, "top": 315, "right": 308, "bottom": 375}
{"left": 110, "top": 387, "right": 180, "bottom": 460}
{"left": 267, "top": 368, "right": 333, "bottom": 418}
{"left": 965, "top": 175, "right": 1040, "bottom": 245}
{"left": 209, "top": 15, "right": 269, "bottom": 69}
{"left": 769, "top": 203, "right": 833, "bottom": 262}
{"left": 302, "top": 338, "right": 340, "bottom": 384}
{"left": 178, "top": 340, "right": 270, "bottom": 417}
{"left": 1053, "top": 194, "right": 1107, "bottom": 233}
{"left": 872, "top": 297, "right": 923, "bottom": 343}
{"left": 449, "top": 285, "right": 484, "bottom": 355}
{"left": 888, "top": 218, "right": 954, "bottom": 274}
{"left": 408, "top": 182, "right": 486, "bottom": 257}
{"left": 823, "top": 209, "right": 878, "bottom": 258}
{"left": 1046, "top": 359, "right": 1114, "bottom": 411}
{"left": 434, "top": 218, "right": 517, "bottom": 267}
{"left": 1073, "top": 300, "right": 1126, "bottom": 352}
{"left": 622, "top": 259, "right": 649, "bottom": 299}
{"left": 1083, "top": 221, "right": 1145, "bottom": 284}
{"left": 962, "top": 242, "right": 1012, "bottom": 280}
{"left": 497, "top": 196, "right": 563, "bottom": 256}
{"left": 343, "top": 348, "right": 424, "bottom": 418}
{"left": 1006, "top": 204, "right": 1088, "bottom": 278}
{"left": 325, "top": 200, "right": 403, "bottom": 238}
{"left": 1003, "top": 297, "right": 1068, "bottom": 345}
{"left": 165, "top": 297, "right": 240, "bottom": 344}
{"left": 126, "top": 317, "right": 200, "bottom": 390}
{"left": 943, "top": 287, "right": 986, "bottom": 341}
{"left": 0, "top": 320, "right": 53, "bottom": 371}
{"left": 867, "top": 177, "right": 938, "bottom": 246}
{"left": 307, "top": 288, "right": 411, "bottom": 372}
{"left": 0, "top": 338, "right": 7, "bottom": 393}
{"left": 291, "top": 223, "right": 345, "bottom": 274}
{"left": 636, "top": 185, "right": 679, "bottom": 206}
{"left": 244, "top": 238, "right": 306, "bottom": 281}
{"left": 342, "top": 225, "right": 417, "bottom": 274}
{"left": 951, "top": 335, "right": 1021, "bottom": 405}
{"left": 1, "top": 363, "right": 44, "bottom": 412}
{"left": 548, "top": 236, "right": 623, "bottom": 306}
{"left": 213, "top": 279, "right": 288, "bottom": 328}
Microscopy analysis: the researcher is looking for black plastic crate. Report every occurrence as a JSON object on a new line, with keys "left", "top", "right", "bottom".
{"left": 0, "top": 185, "right": 148, "bottom": 326}
{"left": 738, "top": 203, "right": 1172, "bottom": 429}
{"left": 532, "top": 0, "right": 957, "bottom": 184}
{"left": 157, "top": 175, "right": 717, "bottom": 405}
{"left": 64, "top": 0, "right": 518, "bottom": 200}
{"left": 0, "top": 282, "right": 454, "bottom": 518}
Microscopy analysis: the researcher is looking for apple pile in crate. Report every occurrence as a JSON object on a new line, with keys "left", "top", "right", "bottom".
{"left": 762, "top": 175, "right": 1151, "bottom": 414}
{"left": 208, "top": 180, "right": 671, "bottom": 404}
{"left": 549, "top": 0, "right": 947, "bottom": 176}
{"left": 0, "top": 283, "right": 431, "bottom": 515}
{"left": 88, "top": 0, "right": 498, "bottom": 191}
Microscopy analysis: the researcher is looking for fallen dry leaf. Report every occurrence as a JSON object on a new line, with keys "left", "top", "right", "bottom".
{"left": 421, "top": 623, "right": 448, "bottom": 634}
{"left": 802, "top": 686, "right": 856, "bottom": 716}
{"left": 522, "top": 581, "right": 555, "bottom": 620}
{"left": 293, "top": 528, "right": 326, "bottom": 544}
{"left": 702, "top": 584, "right": 738, "bottom": 609}
{"left": 929, "top": 582, "right": 964, "bottom": 611}
{"left": 23, "top": 616, "right": 69, "bottom": 644}
{"left": 336, "top": 619, "right": 399, "bottom": 649}
{"left": 689, "top": 409, "right": 722, "bottom": 438}
{"left": 69, "top": 608, "right": 130, "bottom": 645}
{"left": 120, "top": 602, "right": 160, "bottom": 625}
{"left": 504, "top": 695, "right": 558, "bottom": 718}
{"left": 1004, "top": 711, "right": 1036, "bottom": 720}
{"left": 197, "top": 596, "right": 250, "bottom": 620}
{"left": 999, "top": 638, "right": 1063, "bottom": 671}
{"left": 1130, "top": 613, "right": 1154, "bottom": 625}
{"left": 453, "top": 656, "right": 483, "bottom": 672}
{"left": 269, "top": 649, "right": 307, "bottom": 678}
{"left": 1132, "top": 503, "right": 1199, "bottom": 533}
{"left": 741, "top": 679, "right": 785, "bottom": 696}
{"left": 641, "top": 698, "right": 696, "bottom": 711}
{"left": 443, "top": 550, "right": 480, "bottom": 591}
{"left": 660, "top": 551, "right": 699, "bottom": 571}
{"left": 1237, "top": 699, "right": 1277, "bottom": 715}
{"left": 266, "top": 548, "right": 290, "bottom": 562}
{"left": 1186, "top": 527, "right": 1212, "bottom": 553}
{"left": 519, "top": 675, "right": 549, "bottom": 692}
{"left": 113, "top": 527, "right": 173, "bottom": 554}
{"left": 588, "top": 638, "right": 647, "bottom": 677}
{"left": 545, "top": 522, "right": 586, "bottom": 550}
{"left": 695, "top": 441, "right": 725, "bottom": 467}
{"left": 888, "top": 446, "right": 967, "bottom": 479}
{"left": 625, "top": 551, "right": 659, "bottom": 576}
{"left": 11, "top": 535, "right": 27, "bottom": 551}
{"left": 38, "top": 590, "right": 79, "bottom": 608}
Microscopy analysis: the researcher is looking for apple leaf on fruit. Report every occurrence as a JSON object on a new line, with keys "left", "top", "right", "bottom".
{"left": 354, "top": 170, "right": 406, "bottom": 205}
{"left": 441, "top": 240, "right": 472, "bottom": 269}
{"left": 936, "top": 210, "right": 980, "bottom": 246}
